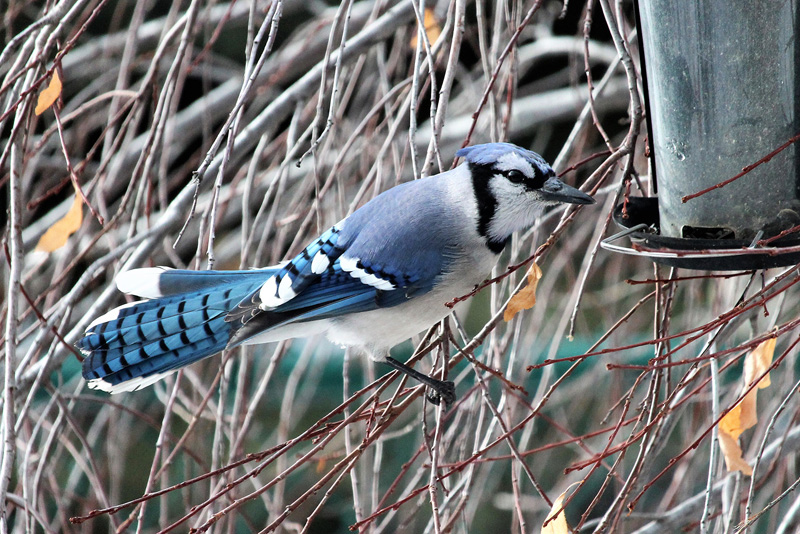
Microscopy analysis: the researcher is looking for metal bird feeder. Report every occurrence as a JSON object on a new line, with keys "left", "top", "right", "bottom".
{"left": 603, "top": 0, "right": 800, "bottom": 270}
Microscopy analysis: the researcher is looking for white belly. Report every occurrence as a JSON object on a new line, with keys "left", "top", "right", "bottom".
{"left": 325, "top": 249, "right": 498, "bottom": 358}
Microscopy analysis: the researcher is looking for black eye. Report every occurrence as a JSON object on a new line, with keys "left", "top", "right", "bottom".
{"left": 506, "top": 170, "right": 526, "bottom": 183}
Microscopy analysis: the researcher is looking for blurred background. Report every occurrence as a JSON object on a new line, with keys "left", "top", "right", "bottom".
{"left": 2, "top": 0, "right": 799, "bottom": 533}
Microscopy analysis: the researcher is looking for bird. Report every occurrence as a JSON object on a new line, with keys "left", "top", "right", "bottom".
{"left": 77, "top": 142, "right": 594, "bottom": 405}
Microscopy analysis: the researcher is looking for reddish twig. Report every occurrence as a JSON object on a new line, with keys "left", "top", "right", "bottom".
{"left": 557, "top": 149, "right": 612, "bottom": 178}
{"left": 625, "top": 271, "right": 751, "bottom": 285}
{"left": 758, "top": 222, "right": 800, "bottom": 246}
{"left": 52, "top": 102, "right": 104, "bottom": 225}
{"left": 682, "top": 131, "right": 800, "bottom": 203}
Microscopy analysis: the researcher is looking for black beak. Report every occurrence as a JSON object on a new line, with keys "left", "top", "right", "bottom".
{"left": 540, "top": 176, "right": 595, "bottom": 205}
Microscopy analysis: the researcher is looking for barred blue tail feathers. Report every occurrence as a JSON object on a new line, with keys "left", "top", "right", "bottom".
{"left": 78, "top": 268, "right": 271, "bottom": 393}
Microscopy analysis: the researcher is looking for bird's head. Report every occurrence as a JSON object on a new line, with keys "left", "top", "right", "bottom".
{"left": 457, "top": 143, "right": 595, "bottom": 251}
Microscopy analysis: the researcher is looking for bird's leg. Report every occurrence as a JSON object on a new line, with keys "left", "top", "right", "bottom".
{"left": 384, "top": 357, "right": 456, "bottom": 407}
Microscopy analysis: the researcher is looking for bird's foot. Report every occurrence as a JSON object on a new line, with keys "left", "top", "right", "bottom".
{"left": 384, "top": 356, "right": 457, "bottom": 408}
{"left": 425, "top": 379, "right": 456, "bottom": 407}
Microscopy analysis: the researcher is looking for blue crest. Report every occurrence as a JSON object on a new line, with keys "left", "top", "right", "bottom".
{"left": 456, "top": 142, "right": 549, "bottom": 169}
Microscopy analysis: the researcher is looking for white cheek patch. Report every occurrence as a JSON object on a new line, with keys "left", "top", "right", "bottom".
{"left": 339, "top": 256, "right": 396, "bottom": 291}
{"left": 488, "top": 175, "right": 526, "bottom": 203}
{"left": 494, "top": 152, "right": 534, "bottom": 176}
{"left": 486, "top": 177, "right": 544, "bottom": 241}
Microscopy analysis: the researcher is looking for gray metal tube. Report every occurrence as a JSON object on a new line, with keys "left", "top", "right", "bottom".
{"left": 638, "top": 1, "right": 800, "bottom": 240}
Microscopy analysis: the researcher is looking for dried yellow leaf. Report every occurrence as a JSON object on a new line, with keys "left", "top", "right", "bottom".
{"left": 718, "top": 429, "right": 754, "bottom": 476}
{"left": 35, "top": 186, "right": 83, "bottom": 252}
{"left": 745, "top": 337, "right": 775, "bottom": 389}
{"left": 717, "top": 337, "right": 776, "bottom": 475}
{"left": 541, "top": 483, "right": 578, "bottom": 534}
{"left": 719, "top": 389, "right": 758, "bottom": 443}
{"left": 410, "top": 8, "right": 441, "bottom": 49}
{"left": 504, "top": 262, "right": 542, "bottom": 322}
{"left": 35, "top": 71, "right": 62, "bottom": 116}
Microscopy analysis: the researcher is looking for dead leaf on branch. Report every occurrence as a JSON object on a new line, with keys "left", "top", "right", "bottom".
{"left": 718, "top": 430, "right": 753, "bottom": 476}
{"left": 745, "top": 336, "right": 775, "bottom": 390}
{"left": 541, "top": 482, "right": 579, "bottom": 534}
{"left": 35, "top": 70, "right": 62, "bottom": 116}
{"left": 504, "top": 262, "right": 542, "bottom": 322}
{"left": 35, "top": 185, "right": 83, "bottom": 252}
{"left": 717, "top": 337, "right": 776, "bottom": 475}
{"left": 410, "top": 8, "right": 441, "bottom": 49}
{"left": 718, "top": 391, "right": 757, "bottom": 443}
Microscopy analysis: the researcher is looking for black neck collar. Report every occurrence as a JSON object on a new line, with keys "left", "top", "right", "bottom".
{"left": 469, "top": 162, "right": 508, "bottom": 254}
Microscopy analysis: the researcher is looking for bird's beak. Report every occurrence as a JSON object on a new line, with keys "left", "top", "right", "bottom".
{"left": 540, "top": 176, "right": 595, "bottom": 205}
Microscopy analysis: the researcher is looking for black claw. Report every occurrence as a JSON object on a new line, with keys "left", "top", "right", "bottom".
{"left": 384, "top": 357, "right": 457, "bottom": 408}
{"left": 426, "top": 380, "right": 456, "bottom": 407}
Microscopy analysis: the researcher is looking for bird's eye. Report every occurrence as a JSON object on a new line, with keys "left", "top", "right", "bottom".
{"left": 506, "top": 170, "right": 526, "bottom": 184}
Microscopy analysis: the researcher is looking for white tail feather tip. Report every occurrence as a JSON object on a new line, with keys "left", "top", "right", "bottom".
{"left": 87, "top": 371, "right": 174, "bottom": 394}
{"left": 116, "top": 267, "right": 173, "bottom": 298}
{"left": 86, "top": 300, "right": 144, "bottom": 331}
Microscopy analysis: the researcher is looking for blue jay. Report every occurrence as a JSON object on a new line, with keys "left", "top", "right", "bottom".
{"left": 78, "top": 143, "right": 593, "bottom": 405}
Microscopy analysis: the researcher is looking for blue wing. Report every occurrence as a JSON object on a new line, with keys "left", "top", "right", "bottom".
{"left": 227, "top": 180, "right": 458, "bottom": 345}
{"left": 255, "top": 224, "right": 346, "bottom": 307}
{"left": 226, "top": 253, "right": 434, "bottom": 346}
